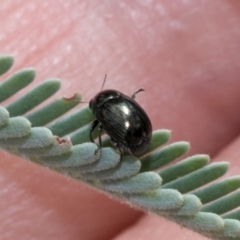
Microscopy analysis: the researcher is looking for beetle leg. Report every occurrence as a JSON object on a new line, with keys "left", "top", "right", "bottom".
{"left": 111, "top": 138, "right": 123, "bottom": 159}
{"left": 98, "top": 124, "right": 103, "bottom": 148}
{"left": 90, "top": 119, "right": 99, "bottom": 143}
{"left": 131, "top": 88, "right": 145, "bottom": 99}
{"left": 114, "top": 143, "right": 123, "bottom": 160}
{"left": 117, "top": 145, "right": 123, "bottom": 158}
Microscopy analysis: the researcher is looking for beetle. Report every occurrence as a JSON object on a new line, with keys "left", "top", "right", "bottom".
{"left": 89, "top": 84, "right": 152, "bottom": 156}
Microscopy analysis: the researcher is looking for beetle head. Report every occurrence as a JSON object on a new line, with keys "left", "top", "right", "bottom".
{"left": 89, "top": 90, "right": 120, "bottom": 115}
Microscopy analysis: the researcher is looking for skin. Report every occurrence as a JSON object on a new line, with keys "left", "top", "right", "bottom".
{"left": 0, "top": 0, "right": 240, "bottom": 239}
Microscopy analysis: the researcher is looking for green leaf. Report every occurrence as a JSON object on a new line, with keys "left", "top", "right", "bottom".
{"left": 140, "top": 141, "right": 190, "bottom": 172}
{"left": 5, "top": 79, "right": 60, "bottom": 116}
{"left": 70, "top": 123, "right": 97, "bottom": 145}
{"left": 69, "top": 147, "right": 120, "bottom": 174}
{"left": 80, "top": 155, "right": 141, "bottom": 180}
{"left": 222, "top": 209, "right": 240, "bottom": 221}
{"left": 159, "top": 154, "right": 210, "bottom": 184}
{"left": 25, "top": 93, "right": 82, "bottom": 126}
{"left": 101, "top": 172, "right": 162, "bottom": 194}
{"left": 40, "top": 143, "right": 99, "bottom": 168}
{"left": 201, "top": 191, "right": 240, "bottom": 215}
{"left": 125, "top": 189, "right": 184, "bottom": 211}
{"left": 47, "top": 105, "right": 94, "bottom": 136}
{"left": 168, "top": 212, "right": 224, "bottom": 232}
{"left": 192, "top": 176, "right": 240, "bottom": 204}
{"left": 162, "top": 162, "right": 229, "bottom": 193}
{"left": 220, "top": 219, "right": 240, "bottom": 238}
{"left": 176, "top": 194, "right": 202, "bottom": 216}
{"left": 18, "top": 136, "right": 72, "bottom": 157}
{"left": 0, "top": 68, "right": 35, "bottom": 103}
{"left": 0, "top": 127, "right": 53, "bottom": 149}
{"left": 0, "top": 55, "right": 14, "bottom": 76}
{"left": 0, "top": 106, "right": 9, "bottom": 127}
{"left": 0, "top": 117, "right": 31, "bottom": 139}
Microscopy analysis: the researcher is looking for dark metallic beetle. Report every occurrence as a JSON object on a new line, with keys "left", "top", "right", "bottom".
{"left": 89, "top": 88, "right": 152, "bottom": 156}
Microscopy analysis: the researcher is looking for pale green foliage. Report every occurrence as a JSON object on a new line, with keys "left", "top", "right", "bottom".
{"left": 0, "top": 55, "right": 240, "bottom": 239}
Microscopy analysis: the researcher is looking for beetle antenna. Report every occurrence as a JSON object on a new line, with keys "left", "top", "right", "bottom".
{"left": 101, "top": 74, "right": 107, "bottom": 91}
{"left": 77, "top": 74, "right": 107, "bottom": 104}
